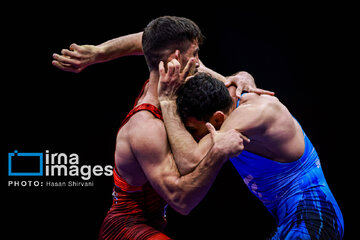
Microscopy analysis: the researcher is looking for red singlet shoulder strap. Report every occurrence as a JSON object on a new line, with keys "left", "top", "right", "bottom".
{"left": 119, "top": 103, "right": 163, "bottom": 129}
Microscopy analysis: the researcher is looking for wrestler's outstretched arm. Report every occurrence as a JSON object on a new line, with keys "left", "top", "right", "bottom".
{"left": 51, "top": 31, "right": 228, "bottom": 80}
{"left": 52, "top": 31, "right": 274, "bottom": 97}
{"left": 52, "top": 32, "right": 143, "bottom": 73}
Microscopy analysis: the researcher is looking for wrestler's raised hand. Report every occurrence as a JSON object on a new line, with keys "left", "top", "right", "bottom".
{"left": 224, "top": 71, "right": 275, "bottom": 98}
{"left": 158, "top": 55, "right": 197, "bottom": 101}
{"left": 52, "top": 44, "right": 103, "bottom": 73}
{"left": 206, "top": 122, "right": 249, "bottom": 159}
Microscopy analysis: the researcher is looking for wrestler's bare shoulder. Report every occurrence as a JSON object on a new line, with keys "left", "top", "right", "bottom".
{"left": 238, "top": 93, "right": 305, "bottom": 162}
{"left": 240, "top": 92, "right": 280, "bottom": 105}
{"left": 117, "top": 110, "right": 164, "bottom": 139}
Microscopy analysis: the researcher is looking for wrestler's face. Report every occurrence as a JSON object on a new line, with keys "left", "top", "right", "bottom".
{"left": 184, "top": 117, "right": 208, "bottom": 142}
{"left": 184, "top": 110, "right": 228, "bottom": 142}
{"left": 180, "top": 41, "right": 200, "bottom": 74}
{"left": 184, "top": 113, "right": 227, "bottom": 142}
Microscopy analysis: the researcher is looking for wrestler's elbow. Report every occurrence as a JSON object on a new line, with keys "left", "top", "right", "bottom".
{"left": 168, "top": 194, "right": 193, "bottom": 215}
{"left": 170, "top": 201, "right": 193, "bottom": 215}
{"left": 167, "top": 182, "right": 194, "bottom": 215}
{"left": 178, "top": 207, "right": 192, "bottom": 216}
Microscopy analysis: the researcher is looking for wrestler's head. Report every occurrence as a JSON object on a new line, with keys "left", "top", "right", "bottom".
{"left": 177, "top": 72, "right": 234, "bottom": 141}
{"left": 142, "top": 16, "right": 203, "bottom": 73}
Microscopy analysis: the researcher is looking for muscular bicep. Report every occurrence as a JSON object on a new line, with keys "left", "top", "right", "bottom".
{"left": 129, "top": 120, "right": 180, "bottom": 201}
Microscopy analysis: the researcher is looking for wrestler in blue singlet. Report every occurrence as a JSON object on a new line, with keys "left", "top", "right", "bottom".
{"left": 230, "top": 99, "right": 344, "bottom": 239}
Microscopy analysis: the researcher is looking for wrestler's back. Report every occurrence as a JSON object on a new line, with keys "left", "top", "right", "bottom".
{"left": 228, "top": 93, "right": 305, "bottom": 163}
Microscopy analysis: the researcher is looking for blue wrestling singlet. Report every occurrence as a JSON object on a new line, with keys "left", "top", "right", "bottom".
{"left": 230, "top": 101, "right": 344, "bottom": 239}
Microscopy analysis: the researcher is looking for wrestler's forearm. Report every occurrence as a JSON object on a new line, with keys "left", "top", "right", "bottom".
{"left": 198, "top": 60, "right": 227, "bottom": 83}
{"left": 96, "top": 32, "right": 143, "bottom": 63}
{"left": 52, "top": 32, "right": 144, "bottom": 73}
{"left": 198, "top": 62, "right": 258, "bottom": 99}
{"left": 199, "top": 61, "right": 255, "bottom": 85}
{"left": 170, "top": 144, "right": 227, "bottom": 215}
{"left": 160, "top": 100, "right": 212, "bottom": 175}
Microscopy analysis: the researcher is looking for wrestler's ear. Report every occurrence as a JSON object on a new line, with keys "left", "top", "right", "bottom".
{"left": 209, "top": 111, "right": 225, "bottom": 130}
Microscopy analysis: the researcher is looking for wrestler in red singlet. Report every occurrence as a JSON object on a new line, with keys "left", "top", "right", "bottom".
{"left": 98, "top": 81, "right": 171, "bottom": 240}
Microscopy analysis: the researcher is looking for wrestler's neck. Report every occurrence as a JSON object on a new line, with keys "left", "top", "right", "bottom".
{"left": 136, "top": 71, "right": 160, "bottom": 108}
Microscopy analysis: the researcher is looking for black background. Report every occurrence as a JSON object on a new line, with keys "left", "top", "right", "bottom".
{"left": 4, "top": 2, "right": 356, "bottom": 239}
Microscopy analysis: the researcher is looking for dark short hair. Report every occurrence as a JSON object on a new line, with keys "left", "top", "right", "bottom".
{"left": 142, "top": 16, "right": 204, "bottom": 71}
{"left": 176, "top": 72, "right": 233, "bottom": 122}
